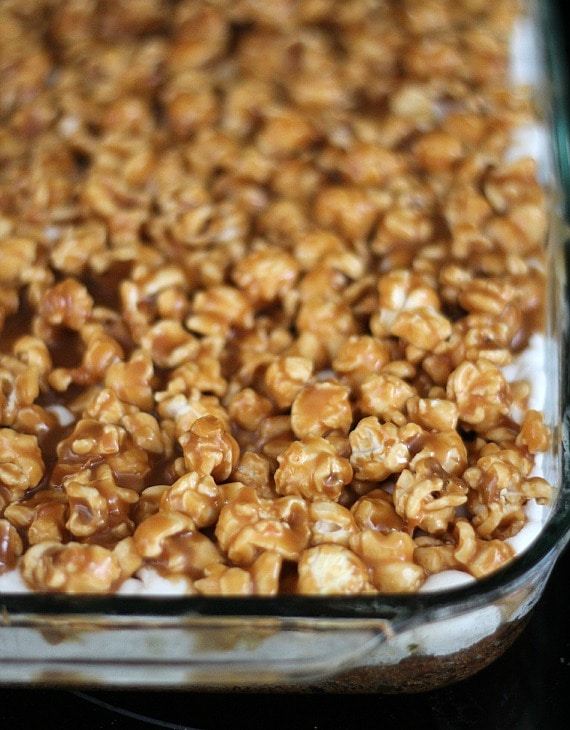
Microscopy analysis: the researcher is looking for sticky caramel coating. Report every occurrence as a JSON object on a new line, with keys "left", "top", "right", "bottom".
{"left": 0, "top": 0, "right": 553, "bottom": 593}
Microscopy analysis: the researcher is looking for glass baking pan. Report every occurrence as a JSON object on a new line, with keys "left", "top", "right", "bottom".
{"left": 0, "top": 0, "right": 569, "bottom": 692}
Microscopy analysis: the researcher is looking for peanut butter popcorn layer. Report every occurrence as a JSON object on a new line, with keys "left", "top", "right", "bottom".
{"left": 0, "top": 0, "right": 553, "bottom": 595}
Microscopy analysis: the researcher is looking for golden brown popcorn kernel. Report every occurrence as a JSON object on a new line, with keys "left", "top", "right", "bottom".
{"left": 157, "top": 387, "right": 232, "bottom": 439}
{"left": 1, "top": 355, "right": 42, "bottom": 425}
{"left": 296, "top": 297, "right": 359, "bottom": 359}
{"left": 163, "top": 85, "right": 219, "bottom": 141}
{"left": 313, "top": 185, "right": 379, "bottom": 242}
{"left": 458, "top": 277, "right": 516, "bottom": 317}
{"left": 221, "top": 77, "right": 273, "bottom": 138}
{"left": 484, "top": 157, "right": 543, "bottom": 213}
{"left": 393, "top": 463, "right": 469, "bottom": 535}
{"left": 515, "top": 409, "right": 552, "bottom": 454}
{"left": 20, "top": 541, "right": 125, "bottom": 593}
{"left": 0, "top": 237, "right": 37, "bottom": 284}
{"left": 448, "top": 225, "right": 493, "bottom": 260}
{"left": 122, "top": 412, "right": 165, "bottom": 455}
{"left": 351, "top": 489, "right": 405, "bottom": 534}
{"left": 412, "top": 131, "right": 464, "bottom": 173}
{"left": 358, "top": 372, "right": 416, "bottom": 423}
{"left": 63, "top": 462, "right": 138, "bottom": 540}
{"left": 7, "top": 494, "right": 68, "bottom": 546}
{"left": 129, "top": 263, "right": 189, "bottom": 302}
{"left": 349, "top": 529, "right": 425, "bottom": 593}
{"left": 0, "top": 428, "right": 45, "bottom": 502}
{"left": 257, "top": 108, "right": 318, "bottom": 157}
{"left": 428, "top": 324, "right": 469, "bottom": 370}
{"left": 332, "top": 336, "right": 391, "bottom": 391}
{"left": 270, "top": 157, "right": 325, "bottom": 201}
{"left": 133, "top": 485, "right": 170, "bottom": 525}
{"left": 215, "top": 486, "right": 310, "bottom": 566}
{"left": 81, "top": 177, "right": 149, "bottom": 246}
{"left": 113, "top": 535, "right": 145, "bottom": 581}
{"left": 0, "top": 518, "right": 24, "bottom": 574}
{"left": 281, "top": 331, "right": 330, "bottom": 372}
{"left": 520, "top": 476, "right": 553, "bottom": 505}
{"left": 275, "top": 436, "right": 353, "bottom": 502}
{"left": 133, "top": 510, "right": 223, "bottom": 577}
{"left": 195, "top": 551, "right": 282, "bottom": 596}
{"left": 252, "top": 198, "right": 306, "bottom": 241}
{"left": 232, "top": 248, "right": 300, "bottom": 305}
{"left": 413, "top": 536, "right": 458, "bottom": 575}
{"left": 290, "top": 380, "right": 353, "bottom": 439}
{"left": 463, "top": 447, "right": 548, "bottom": 539}
{"left": 500, "top": 203, "right": 548, "bottom": 254}
{"left": 167, "top": 2, "right": 229, "bottom": 71}
{"left": 49, "top": 223, "right": 107, "bottom": 276}
{"left": 373, "top": 207, "right": 435, "bottom": 257}
{"left": 226, "top": 388, "right": 274, "bottom": 432}
{"left": 371, "top": 269, "right": 440, "bottom": 338}
{"left": 11, "top": 405, "right": 60, "bottom": 445}
{"left": 402, "top": 0, "right": 451, "bottom": 35}
{"left": 409, "top": 431, "right": 468, "bottom": 477}
{"left": 453, "top": 519, "right": 515, "bottom": 579}
{"left": 349, "top": 417, "right": 422, "bottom": 482}
{"left": 264, "top": 356, "right": 314, "bottom": 409}
{"left": 339, "top": 143, "right": 407, "bottom": 187}
{"left": 308, "top": 501, "right": 359, "bottom": 547}
{"left": 12, "top": 336, "right": 52, "bottom": 384}
{"left": 54, "top": 416, "right": 154, "bottom": 492}
{"left": 230, "top": 451, "right": 274, "bottom": 499}
{"left": 105, "top": 349, "right": 155, "bottom": 411}
{"left": 296, "top": 265, "right": 351, "bottom": 304}
{"left": 447, "top": 358, "right": 512, "bottom": 434}
{"left": 84, "top": 388, "right": 137, "bottom": 426}
{"left": 292, "top": 230, "right": 347, "bottom": 272}
{"left": 453, "top": 313, "right": 518, "bottom": 366}
{"left": 179, "top": 415, "right": 240, "bottom": 481}
{"left": 38, "top": 278, "right": 94, "bottom": 331}
{"left": 390, "top": 306, "right": 452, "bottom": 352}
{"left": 160, "top": 471, "right": 221, "bottom": 529}
{"left": 297, "top": 544, "right": 375, "bottom": 595}
{"left": 227, "top": 325, "right": 292, "bottom": 386}
{"left": 64, "top": 419, "right": 122, "bottom": 458}
{"left": 444, "top": 182, "right": 494, "bottom": 236}
{"left": 186, "top": 285, "right": 254, "bottom": 337}
{"left": 140, "top": 320, "right": 200, "bottom": 370}
{"left": 171, "top": 340, "right": 228, "bottom": 397}
{"left": 406, "top": 395, "right": 459, "bottom": 432}
{"left": 156, "top": 286, "right": 190, "bottom": 322}
{"left": 388, "top": 83, "right": 435, "bottom": 126}
{"left": 404, "top": 33, "right": 467, "bottom": 81}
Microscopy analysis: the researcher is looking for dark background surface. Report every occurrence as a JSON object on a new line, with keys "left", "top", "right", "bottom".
{"left": 1, "top": 1, "right": 570, "bottom": 728}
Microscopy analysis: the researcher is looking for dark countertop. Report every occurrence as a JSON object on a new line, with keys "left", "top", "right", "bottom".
{"left": 0, "top": 540, "right": 569, "bottom": 730}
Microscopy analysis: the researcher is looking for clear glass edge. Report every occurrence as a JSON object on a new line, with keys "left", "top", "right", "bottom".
{"left": 0, "top": 0, "right": 569, "bottom": 634}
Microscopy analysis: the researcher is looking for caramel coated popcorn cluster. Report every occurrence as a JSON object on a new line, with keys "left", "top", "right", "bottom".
{"left": 0, "top": 0, "right": 553, "bottom": 595}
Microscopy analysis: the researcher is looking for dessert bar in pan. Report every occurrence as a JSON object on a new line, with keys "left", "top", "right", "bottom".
{"left": 0, "top": 0, "right": 569, "bottom": 692}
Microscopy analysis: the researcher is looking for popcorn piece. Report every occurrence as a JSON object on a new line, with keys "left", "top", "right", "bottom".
{"left": 0, "top": 429, "right": 44, "bottom": 502}
{"left": 275, "top": 436, "right": 353, "bottom": 502}
{"left": 297, "top": 544, "right": 375, "bottom": 595}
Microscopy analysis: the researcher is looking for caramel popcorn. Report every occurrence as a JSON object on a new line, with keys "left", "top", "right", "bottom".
{"left": 297, "top": 544, "right": 376, "bottom": 595}
{"left": 20, "top": 540, "right": 137, "bottom": 594}
{"left": 0, "top": 0, "right": 554, "bottom": 596}
{"left": 275, "top": 436, "right": 353, "bottom": 502}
